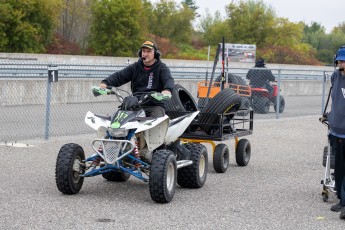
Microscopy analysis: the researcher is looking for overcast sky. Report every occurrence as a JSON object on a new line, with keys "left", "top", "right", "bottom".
{"left": 194, "top": 0, "right": 344, "bottom": 33}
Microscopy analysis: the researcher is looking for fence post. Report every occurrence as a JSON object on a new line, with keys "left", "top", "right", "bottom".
{"left": 45, "top": 65, "right": 58, "bottom": 140}
{"left": 275, "top": 69, "right": 281, "bottom": 119}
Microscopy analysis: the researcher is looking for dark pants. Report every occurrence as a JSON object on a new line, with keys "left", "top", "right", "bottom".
{"left": 329, "top": 134, "right": 345, "bottom": 206}
{"left": 142, "top": 106, "right": 165, "bottom": 117}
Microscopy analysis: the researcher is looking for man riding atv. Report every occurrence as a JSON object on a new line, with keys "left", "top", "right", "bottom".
{"left": 246, "top": 58, "right": 275, "bottom": 95}
{"left": 246, "top": 58, "right": 285, "bottom": 114}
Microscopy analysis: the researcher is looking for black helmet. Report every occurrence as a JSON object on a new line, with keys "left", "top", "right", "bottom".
{"left": 255, "top": 58, "right": 265, "bottom": 67}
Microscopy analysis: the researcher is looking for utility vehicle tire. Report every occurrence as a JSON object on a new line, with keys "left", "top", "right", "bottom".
{"left": 236, "top": 139, "right": 251, "bottom": 166}
{"left": 322, "top": 146, "right": 335, "bottom": 169}
{"left": 102, "top": 170, "right": 130, "bottom": 182}
{"left": 216, "top": 74, "right": 247, "bottom": 86}
{"left": 237, "top": 97, "right": 251, "bottom": 116}
{"left": 213, "top": 144, "right": 230, "bottom": 173}
{"left": 199, "top": 88, "right": 242, "bottom": 134}
{"left": 149, "top": 149, "right": 177, "bottom": 203}
{"left": 55, "top": 143, "right": 85, "bottom": 194}
{"left": 166, "top": 84, "right": 198, "bottom": 119}
{"left": 197, "top": 98, "right": 210, "bottom": 110}
{"left": 253, "top": 97, "right": 270, "bottom": 114}
{"left": 177, "top": 143, "right": 208, "bottom": 188}
{"left": 274, "top": 95, "right": 285, "bottom": 113}
{"left": 216, "top": 74, "right": 249, "bottom": 116}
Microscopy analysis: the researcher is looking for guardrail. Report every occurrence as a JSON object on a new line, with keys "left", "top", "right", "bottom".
{"left": 0, "top": 60, "right": 333, "bottom": 80}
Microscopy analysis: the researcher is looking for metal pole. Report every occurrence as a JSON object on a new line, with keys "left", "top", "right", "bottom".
{"left": 206, "top": 44, "right": 221, "bottom": 99}
{"left": 321, "top": 71, "right": 326, "bottom": 114}
{"left": 44, "top": 71, "right": 52, "bottom": 140}
{"left": 205, "top": 45, "right": 210, "bottom": 82}
{"left": 221, "top": 36, "right": 225, "bottom": 90}
{"left": 276, "top": 69, "right": 281, "bottom": 119}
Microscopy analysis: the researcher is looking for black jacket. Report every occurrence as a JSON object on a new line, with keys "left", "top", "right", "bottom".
{"left": 328, "top": 70, "right": 345, "bottom": 134}
{"left": 246, "top": 67, "right": 275, "bottom": 88}
{"left": 101, "top": 59, "right": 174, "bottom": 108}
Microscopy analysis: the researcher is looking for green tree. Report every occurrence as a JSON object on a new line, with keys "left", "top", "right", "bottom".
{"left": 0, "top": 0, "right": 62, "bottom": 53}
{"left": 89, "top": 0, "right": 145, "bottom": 56}
{"left": 58, "top": 0, "right": 92, "bottom": 50}
{"left": 302, "top": 22, "right": 326, "bottom": 49}
{"left": 149, "top": 0, "right": 195, "bottom": 44}
{"left": 225, "top": 0, "right": 276, "bottom": 47}
{"left": 196, "top": 9, "right": 230, "bottom": 48}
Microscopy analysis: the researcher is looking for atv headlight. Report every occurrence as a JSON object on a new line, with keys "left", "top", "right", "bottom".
{"left": 108, "top": 128, "right": 128, "bottom": 137}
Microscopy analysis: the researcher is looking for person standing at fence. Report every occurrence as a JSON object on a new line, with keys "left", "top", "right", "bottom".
{"left": 99, "top": 40, "right": 174, "bottom": 117}
{"left": 327, "top": 46, "right": 345, "bottom": 219}
{"left": 246, "top": 58, "right": 275, "bottom": 95}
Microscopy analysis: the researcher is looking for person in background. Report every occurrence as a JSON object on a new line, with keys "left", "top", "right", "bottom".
{"left": 99, "top": 40, "right": 174, "bottom": 117}
{"left": 246, "top": 58, "right": 275, "bottom": 95}
{"left": 327, "top": 45, "right": 345, "bottom": 219}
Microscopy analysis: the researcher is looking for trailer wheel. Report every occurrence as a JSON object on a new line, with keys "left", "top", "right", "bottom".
{"left": 199, "top": 88, "right": 242, "bottom": 134}
{"left": 236, "top": 139, "right": 251, "bottom": 166}
{"left": 166, "top": 84, "right": 198, "bottom": 119}
{"left": 213, "top": 144, "right": 230, "bottom": 173}
{"left": 149, "top": 149, "right": 177, "bottom": 203}
{"left": 55, "top": 143, "right": 85, "bottom": 194}
{"left": 322, "top": 191, "right": 329, "bottom": 202}
{"left": 177, "top": 143, "right": 208, "bottom": 188}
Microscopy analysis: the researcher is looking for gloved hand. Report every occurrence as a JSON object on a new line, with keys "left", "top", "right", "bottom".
{"left": 92, "top": 86, "right": 112, "bottom": 96}
{"left": 150, "top": 92, "right": 172, "bottom": 102}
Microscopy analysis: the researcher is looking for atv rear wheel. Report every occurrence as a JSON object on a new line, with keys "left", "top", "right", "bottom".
{"left": 213, "top": 144, "right": 230, "bottom": 173}
{"left": 274, "top": 95, "right": 285, "bottom": 113}
{"left": 55, "top": 143, "right": 85, "bottom": 194}
{"left": 149, "top": 149, "right": 177, "bottom": 203}
{"left": 236, "top": 139, "right": 251, "bottom": 166}
{"left": 252, "top": 97, "right": 270, "bottom": 114}
{"left": 177, "top": 143, "right": 208, "bottom": 188}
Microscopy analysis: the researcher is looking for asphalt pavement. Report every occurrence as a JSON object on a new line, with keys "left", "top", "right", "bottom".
{"left": 1, "top": 114, "right": 344, "bottom": 229}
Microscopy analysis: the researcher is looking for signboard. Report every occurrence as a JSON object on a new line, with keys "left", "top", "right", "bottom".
{"left": 219, "top": 43, "right": 256, "bottom": 63}
{"left": 48, "top": 65, "right": 58, "bottom": 82}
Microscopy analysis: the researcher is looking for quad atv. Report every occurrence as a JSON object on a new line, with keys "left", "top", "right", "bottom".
{"left": 250, "top": 81, "right": 285, "bottom": 114}
{"left": 55, "top": 86, "right": 208, "bottom": 203}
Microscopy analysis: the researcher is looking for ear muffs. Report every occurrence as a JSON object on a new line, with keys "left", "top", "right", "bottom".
{"left": 138, "top": 48, "right": 161, "bottom": 59}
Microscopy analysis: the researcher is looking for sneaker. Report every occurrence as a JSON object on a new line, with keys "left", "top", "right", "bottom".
{"left": 331, "top": 202, "right": 342, "bottom": 212}
{"left": 340, "top": 207, "right": 345, "bottom": 219}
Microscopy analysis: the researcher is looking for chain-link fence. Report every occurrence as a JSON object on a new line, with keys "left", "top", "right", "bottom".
{"left": 0, "top": 60, "right": 334, "bottom": 142}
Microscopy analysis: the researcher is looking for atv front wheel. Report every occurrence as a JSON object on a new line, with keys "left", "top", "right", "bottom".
{"left": 55, "top": 143, "right": 85, "bottom": 194}
{"left": 149, "top": 149, "right": 177, "bottom": 203}
{"left": 177, "top": 143, "right": 208, "bottom": 188}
